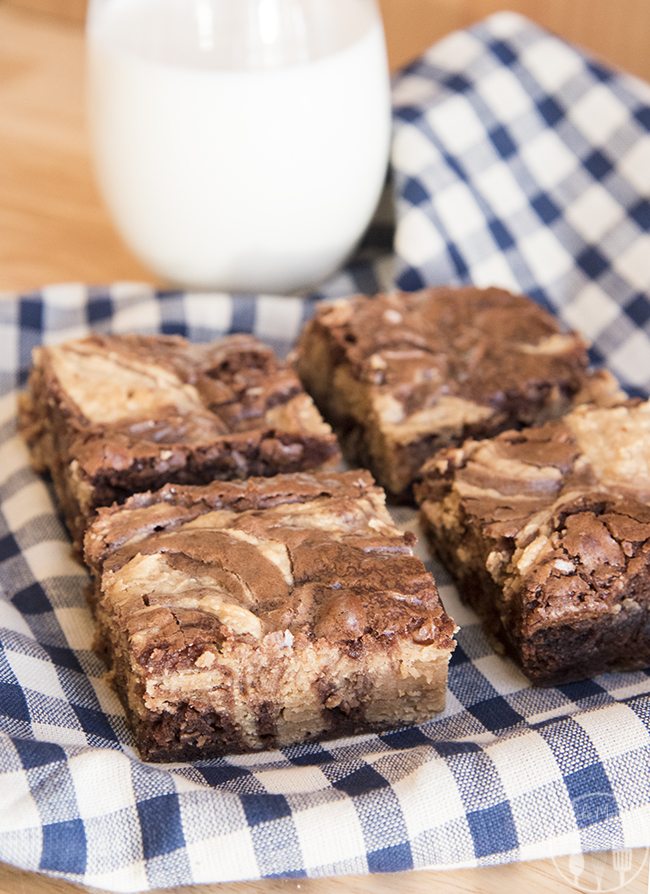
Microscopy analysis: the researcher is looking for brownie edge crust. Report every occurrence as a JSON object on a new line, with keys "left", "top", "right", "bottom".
{"left": 19, "top": 333, "right": 339, "bottom": 550}
{"left": 415, "top": 401, "right": 650, "bottom": 685}
{"left": 84, "top": 471, "right": 456, "bottom": 760}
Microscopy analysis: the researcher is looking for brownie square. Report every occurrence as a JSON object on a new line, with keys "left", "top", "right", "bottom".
{"left": 19, "top": 333, "right": 339, "bottom": 549}
{"left": 295, "top": 287, "right": 622, "bottom": 496}
{"left": 84, "top": 470, "right": 456, "bottom": 760}
{"left": 415, "top": 401, "right": 650, "bottom": 685}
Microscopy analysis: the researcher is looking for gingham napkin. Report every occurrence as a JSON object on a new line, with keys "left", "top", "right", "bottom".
{"left": 1, "top": 13, "right": 649, "bottom": 893}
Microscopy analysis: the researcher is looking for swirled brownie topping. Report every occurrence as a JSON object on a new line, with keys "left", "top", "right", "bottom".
{"left": 20, "top": 333, "right": 339, "bottom": 549}
{"left": 84, "top": 471, "right": 456, "bottom": 759}
{"left": 87, "top": 470, "right": 455, "bottom": 664}
{"left": 416, "top": 400, "right": 650, "bottom": 685}
{"left": 295, "top": 286, "right": 622, "bottom": 495}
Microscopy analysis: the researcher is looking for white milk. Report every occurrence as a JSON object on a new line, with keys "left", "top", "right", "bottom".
{"left": 87, "top": 0, "right": 391, "bottom": 291}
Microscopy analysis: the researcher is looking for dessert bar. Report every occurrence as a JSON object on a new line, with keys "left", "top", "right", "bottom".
{"left": 295, "top": 287, "right": 620, "bottom": 496}
{"left": 20, "top": 333, "right": 339, "bottom": 549}
{"left": 415, "top": 401, "right": 650, "bottom": 684}
{"left": 84, "top": 470, "right": 456, "bottom": 759}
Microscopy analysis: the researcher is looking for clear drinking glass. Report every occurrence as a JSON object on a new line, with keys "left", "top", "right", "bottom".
{"left": 86, "top": 0, "right": 391, "bottom": 293}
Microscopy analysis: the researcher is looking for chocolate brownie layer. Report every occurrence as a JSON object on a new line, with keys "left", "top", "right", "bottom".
{"left": 84, "top": 470, "right": 456, "bottom": 760}
{"left": 19, "top": 333, "right": 339, "bottom": 549}
{"left": 295, "top": 287, "right": 622, "bottom": 496}
{"left": 415, "top": 401, "right": 650, "bottom": 684}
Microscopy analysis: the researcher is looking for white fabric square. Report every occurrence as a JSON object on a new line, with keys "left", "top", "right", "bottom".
{"left": 473, "top": 162, "right": 526, "bottom": 217}
{"left": 393, "top": 126, "right": 439, "bottom": 177}
{"left": 255, "top": 295, "right": 304, "bottom": 342}
{"left": 374, "top": 254, "right": 396, "bottom": 289}
{"left": 488, "top": 733, "right": 562, "bottom": 800}
{"left": 576, "top": 704, "right": 650, "bottom": 759}
{"left": 618, "top": 136, "right": 650, "bottom": 194}
{"left": 0, "top": 768, "right": 42, "bottom": 831}
{"left": 257, "top": 765, "right": 329, "bottom": 795}
{"left": 562, "top": 284, "right": 623, "bottom": 340}
{"left": 89, "top": 675, "right": 127, "bottom": 718}
{"left": 172, "top": 771, "right": 211, "bottom": 794}
{"left": 518, "top": 227, "right": 574, "bottom": 284}
{"left": 608, "top": 328, "right": 650, "bottom": 388}
{"left": 524, "top": 700, "right": 579, "bottom": 728}
{"left": 111, "top": 290, "right": 161, "bottom": 333}
{"left": 31, "top": 723, "right": 88, "bottom": 747}
{"left": 509, "top": 784, "right": 577, "bottom": 847}
{"left": 429, "top": 96, "right": 486, "bottom": 154}
{"left": 569, "top": 84, "right": 631, "bottom": 145}
{"left": 479, "top": 68, "right": 532, "bottom": 121}
{"left": 520, "top": 130, "right": 578, "bottom": 189}
{"left": 6, "top": 651, "right": 67, "bottom": 701}
{"left": 184, "top": 292, "right": 233, "bottom": 333}
{"left": 294, "top": 796, "right": 367, "bottom": 868}
{"left": 42, "top": 283, "right": 88, "bottom": 309}
{"left": 470, "top": 253, "right": 520, "bottom": 292}
{"left": 484, "top": 11, "right": 528, "bottom": 39}
{"left": 518, "top": 829, "right": 582, "bottom": 863}
{"left": 22, "top": 541, "right": 83, "bottom": 582}
{"left": 522, "top": 38, "right": 584, "bottom": 92}
{"left": 0, "top": 432, "right": 31, "bottom": 483}
{"left": 0, "top": 392, "right": 18, "bottom": 427}
{"left": 393, "top": 758, "right": 466, "bottom": 837}
{"left": 613, "top": 235, "right": 650, "bottom": 292}
{"left": 2, "top": 480, "right": 53, "bottom": 531}
{"left": 565, "top": 184, "right": 623, "bottom": 243}
{"left": 619, "top": 805, "right": 650, "bottom": 850}
{"left": 54, "top": 607, "right": 95, "bottom": 652}
{"left": 436, "top": 689, "right": 467, "bottom": 722}
{"left": 433, "top": 181, "right": 485, "bottom": 240}
{"left": 0, "top": 601, "right": 33, "bottom": 638}
{"left": 430, "top": 29, "right": 484, "bottom": 72}
{"left": 227, "top": 749, "right": 287, "bottom": 767}
{"left": 395, "top": 206, "right": 446, "bottom": 267}
{"left": 473, "top": 653, "right": 530, "bottom": 696}
{"left": 186, "top": 829, "right": 259, "bottom": 884}
{"left": 0, "top": 330, "right": 18, "bottom": 376}
{"left": 392, "top": 73, "right": 437, "bottom": 109}
{"left": 69, "top": 751, "right": 137, "bottom": 818}
{"left": 86, "top": 862, "right": 149, "bottom": 894}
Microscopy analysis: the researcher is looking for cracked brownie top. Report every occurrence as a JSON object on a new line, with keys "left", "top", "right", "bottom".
{"left": 84, "top": 471, "right": 456, "bottom": 672}
{"left": 415, "top": 401, "right": 650, "bottom": 634}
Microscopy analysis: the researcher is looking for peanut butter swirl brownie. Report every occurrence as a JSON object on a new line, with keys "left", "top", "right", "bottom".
{"left": 295, "top": 287, "right": 621, "bottom": 496}
{"left": 84, "top": 470, "right": 456, "bottom": 760}
{"left": 19, "top": 333, "right": 339, "bottom": 550}
{"left": 415, "top": 401, "right": 650, "bottom": 685}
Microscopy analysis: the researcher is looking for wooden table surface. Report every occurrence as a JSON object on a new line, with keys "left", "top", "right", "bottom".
{"left": 3, "top": 0, "right": 650, "bottom": 292}
{"left": 0, "top": 2, "right": 648, "bottom": 893}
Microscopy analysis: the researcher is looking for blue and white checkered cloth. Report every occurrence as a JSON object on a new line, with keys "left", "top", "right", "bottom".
{"left": 1, "top": 12, "right": 649, "bottom": 892}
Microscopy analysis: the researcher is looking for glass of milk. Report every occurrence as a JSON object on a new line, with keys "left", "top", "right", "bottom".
{"left": 86, "top": 0, "right": 391, "bottom": 293}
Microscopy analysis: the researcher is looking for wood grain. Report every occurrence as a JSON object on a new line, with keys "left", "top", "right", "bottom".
{"left": 0, "top": 3, "right": 649, "bottom": 893}
{"left": 377, "top": 0, "right": 650, "bottom": 78}
{"left": 1, "top": 1, "right": 650, "bottom": 291}
{"left": 0, "top": 5, "right": 153, "bottom": 291}
{"left": 4, "top": 0, "right": 85, "bottom": 23}
{"left": 0, "top": 851, "right": 648, "bottom": 894}
{"left": 6, "top": 0, "right": 650, "bottom": 81}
